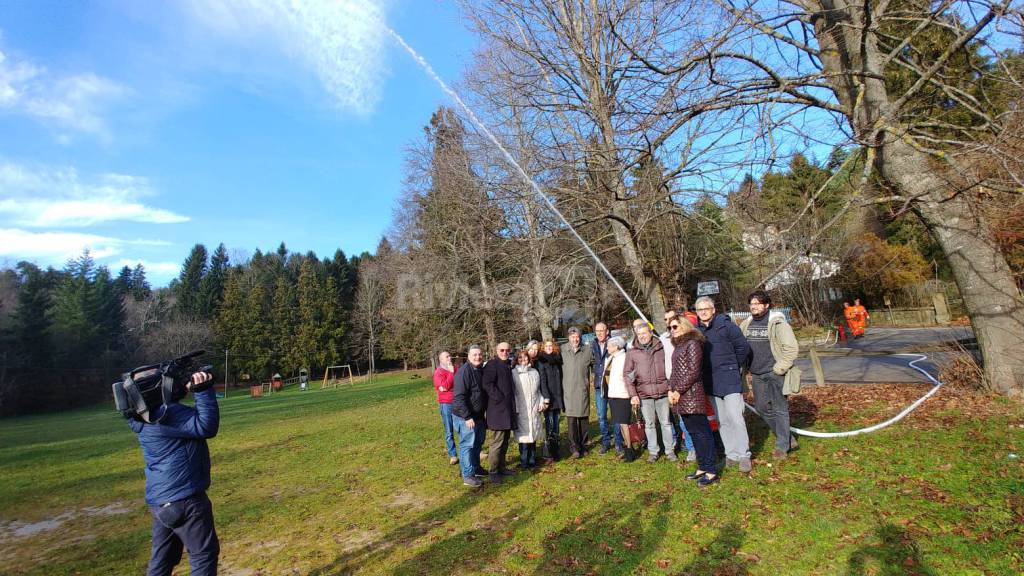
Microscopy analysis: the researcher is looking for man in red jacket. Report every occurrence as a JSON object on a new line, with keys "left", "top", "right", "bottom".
{"left": 434, "top": 351, "right": 458, "bottom": 465}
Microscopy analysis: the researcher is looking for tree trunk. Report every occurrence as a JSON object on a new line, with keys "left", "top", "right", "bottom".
{"left": 812, "top": 3, "right": 1024, "bottom": 396}
{"left": 884, "top": 141, "right": 1024, "bottom": 395}
{"left": 609, "top": 199, "right": 667, "bottom": 330}
{"left": 476, "top": 259, "right": 498, "bottom": 352}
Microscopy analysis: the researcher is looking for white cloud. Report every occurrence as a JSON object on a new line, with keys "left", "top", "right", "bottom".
{"left": 0, "top": 49, "right": 127, "bottom": 142}
{"left": 0, "top": 161, "right": 189, "bottom": 228}
{"left": 0, "top": 228, "right": 122, "bottom": 261}
{"left": 184, "top": 0, "right": 389, "bottom": 115}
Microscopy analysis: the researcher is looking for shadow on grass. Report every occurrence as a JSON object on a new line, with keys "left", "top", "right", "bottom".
{"left": 675, "top": 521, "right": 753, "bottom": 576}
{"left": 390, "top": 508, "right": 527, "bottom": 575}
{"left": 846, "top": 523, "right": 937, "bottom": 576}
{"left": 307, "top": 464, "right": 534, "bottom": 575}
{"left": 528, "top": 491, "right": 671, "bottom": 575}
{"left": 746, "top": 394, "right": 818, "bottom": 458}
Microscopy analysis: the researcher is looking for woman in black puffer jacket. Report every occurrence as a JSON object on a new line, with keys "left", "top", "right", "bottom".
{"left": 536, "top": 341, "right": 564, "bottom": 460}
{"left": 668, "top": 318, "right": 719, "bottom": 486}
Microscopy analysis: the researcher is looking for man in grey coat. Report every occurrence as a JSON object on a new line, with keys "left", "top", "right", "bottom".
{"left": 561, "top": 326, "right": 593, "bottom": 458}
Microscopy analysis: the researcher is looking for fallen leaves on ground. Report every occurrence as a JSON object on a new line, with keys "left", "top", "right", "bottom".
{"left": 755, "top": 383, "right": 1020, "bottom": 430}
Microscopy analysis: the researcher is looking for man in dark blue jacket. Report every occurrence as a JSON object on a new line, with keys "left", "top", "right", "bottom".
{"left": 694, "top": 296, "right": 753, "bottom": 473}
{"left": 451, "top": 345, "right": 487, "bottom": 487}
{"left": 590, "top": 322, "right": 623, "bottom": 455}
{"left": 128, "top": 370, "right": 219, "bottom": 576}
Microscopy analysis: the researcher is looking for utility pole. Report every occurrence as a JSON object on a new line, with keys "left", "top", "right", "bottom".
{"left": 224, "top": 349, "right": 229, "bottom": 399}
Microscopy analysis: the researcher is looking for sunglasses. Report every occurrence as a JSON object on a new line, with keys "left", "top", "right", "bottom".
{"left": 497, "top": 348, "right": 510, "bottom": 353}
{"left": 669, "top": 324, "right": 682, "bottom": 330}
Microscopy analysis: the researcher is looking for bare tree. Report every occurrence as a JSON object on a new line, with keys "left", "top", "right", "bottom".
{"left": 622, "top": 1, "right": 1024, "bottom": 393}
{"left": 462, "top": 0, "right": 750, "bottom": 331}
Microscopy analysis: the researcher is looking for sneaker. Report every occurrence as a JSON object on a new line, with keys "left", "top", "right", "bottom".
{"left": 616, "top": 447, "right": 625, "bottom": 458}
{"left": 686, "top": 450, "right": 697, "bottom": 462}
{"left": 571, "top": 451, "right": 582, "bottom": 459}
{"left": 473, "top": 468, "right": 488, "bottom": 477}
{"left": 724, "top": 458, "right": 739, "bottom": 468}
{"left": 739, "top": 457, "right": 752, "bottom": 473}
{"left": 666, "top": 452, "right": 678, "bottom": 462}
{"left": 647, "top": 453, "right": 659, "bottom": 464}
{"left": 489, "top": 474, "right": 504, "bottom": 485}
{"left": 449, "top": 456, "right": 459, "bottom": 465}
{"left": 697, "top": 474, "right": 720, "bottom": 487}
{"left": 463, "top": 476, "right": 483, "bottom": 488}
{"left": 772, "top": 448, "right": 787, "bottom": 460}
{"left": 685, "top": 470, "right": 706, "bottom": 480}
{"left": 599, "top": 445, "right": 609, "bottom": 455}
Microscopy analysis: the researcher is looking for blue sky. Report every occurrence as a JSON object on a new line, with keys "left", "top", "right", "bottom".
{"left": 0, "top": 0, "right": 477, "bottom": 285}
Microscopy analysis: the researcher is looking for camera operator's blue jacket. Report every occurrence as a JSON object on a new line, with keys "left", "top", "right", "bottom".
{"left": 128, "top": 388, "right": 219, "bottom": 506}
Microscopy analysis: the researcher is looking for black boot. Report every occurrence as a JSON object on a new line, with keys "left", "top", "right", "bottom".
{"left": 548, "top": 439, "right": 560, "bottom": 461}
{"left": 623, "top": 447, "right": 636, "bottom": 463}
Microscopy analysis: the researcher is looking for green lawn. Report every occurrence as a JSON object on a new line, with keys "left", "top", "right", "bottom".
{"left": 1, "top": 372, "right": 1022, "bottom": 575}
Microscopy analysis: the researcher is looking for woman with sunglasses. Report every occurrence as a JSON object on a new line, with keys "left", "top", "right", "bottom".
{"left": 667, "top": 318, "right": 719, "bottom": 486}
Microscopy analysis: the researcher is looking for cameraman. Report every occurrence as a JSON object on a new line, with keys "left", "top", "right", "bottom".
{"left": 128, "top": 370, "right": 220, "bottom": 576}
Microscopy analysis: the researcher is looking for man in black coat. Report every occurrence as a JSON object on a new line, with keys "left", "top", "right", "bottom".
{"left": 482, "top": 342, "right": 517, "bottom": 483}
{"left": 452, "top": 345, "right": 487, "bottom": 487}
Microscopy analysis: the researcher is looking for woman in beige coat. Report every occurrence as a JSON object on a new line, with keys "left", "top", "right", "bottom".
{"left": 513, "top": 350, "right": 546, "bottom": 469}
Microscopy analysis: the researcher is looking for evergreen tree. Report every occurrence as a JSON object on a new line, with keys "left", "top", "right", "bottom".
{"left": 175, "top": 244, "right": 208, "bottom": 318}
{"left": 130, "top": 264, "right": 151, "bottom": 301}
{"left": 50, "top": 251, "right": 102, "bottom": 368}
{"left": 198, "top": 244, "right": 230, "bottom": 317}
{"left": 115, "top": 266, "right": 133, "bottom": 298}
{"left": 92, "top": 266, "right": 126, "bottom": 353}
{"left": 9, "top": 262, "right": 54, "bottom": 370}
{"left": 271, "top": 276, "right": 299, "bottom": 372}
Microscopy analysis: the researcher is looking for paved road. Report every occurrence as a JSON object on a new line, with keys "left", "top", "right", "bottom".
{"left": 796, "top": 326, "right": 973, "bottom": 384}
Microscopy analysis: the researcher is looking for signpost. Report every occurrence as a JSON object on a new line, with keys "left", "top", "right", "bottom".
{"left": 696, "top": 280, "right": 720, "bottom": 297}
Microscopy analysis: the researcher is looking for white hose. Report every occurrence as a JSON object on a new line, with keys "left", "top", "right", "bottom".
{"left": 744, "top": 353, "right": 943, "bottom": 438}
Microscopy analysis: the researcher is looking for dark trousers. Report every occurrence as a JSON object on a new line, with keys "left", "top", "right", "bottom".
{"left": 567, "top": 416, "right": 588, "bottom": 455}
{"left": 752, "top": 371, "right": 793, "bottom": 452}
{"left": 544, "top": 409, "right": 561, "bottom": 459}
{"left": 518, "top": 441, "right": 536, "bottom": 468}
{"left": 147, "top": 491, "right": 219, "bottom": 576}
{"left": 681, "top": 414, "right": 718, "bottom": 475}
{"left": 488, "top": 429, "right": 511, "bottom": 473}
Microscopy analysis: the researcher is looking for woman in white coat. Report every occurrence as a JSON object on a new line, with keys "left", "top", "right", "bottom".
{"left": 513, "top": 349, "right": 546, "bottom": 469}
{"left": 603, "top": 337, "right": 635, "bottom": 462}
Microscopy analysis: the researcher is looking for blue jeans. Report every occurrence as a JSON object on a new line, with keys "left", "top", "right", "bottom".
{"left": 672, "top": 413, "right": 695, "bottom": 452}
{"left": 439, "top": 403, "right": 456, "bottom": 458}
{"left": 453, "top": 415, "right": 485, "bottom": 479}
{"left": 594, "top": 390, "right": 623, "bottom": 450}
{"left": 148, "top": 492, "right": 219, "bottom": 576}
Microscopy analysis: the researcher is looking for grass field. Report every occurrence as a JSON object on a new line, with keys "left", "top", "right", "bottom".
{"left": 1, "top": 371, "right": 1022, "bottom": 575}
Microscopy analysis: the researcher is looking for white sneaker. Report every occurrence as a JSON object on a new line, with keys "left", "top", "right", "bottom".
{"left": 686, "top": 450, "right": 697, "bottom": 462}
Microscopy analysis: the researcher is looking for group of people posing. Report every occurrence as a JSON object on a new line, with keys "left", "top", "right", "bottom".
{"left": 433, "top": 290, "right": 802, "bottom": 489}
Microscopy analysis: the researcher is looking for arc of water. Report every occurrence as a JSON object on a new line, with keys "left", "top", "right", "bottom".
{"left": 383, "top": 28, "right": 651, "bottom": 327}
{"left": 373, "top": 16, "right": 945, "bottom": 441}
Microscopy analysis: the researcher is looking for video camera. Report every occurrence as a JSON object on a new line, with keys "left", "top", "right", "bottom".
{"left": 113, "top": 350, "right": 214, "bottom": 423}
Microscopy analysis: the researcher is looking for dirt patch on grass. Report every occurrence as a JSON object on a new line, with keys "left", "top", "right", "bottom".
{"left": 385, "top": 491, "right": 427, "bottom": 511}
{"left": 0, "top": 501, "right": 133, "bottom": 544}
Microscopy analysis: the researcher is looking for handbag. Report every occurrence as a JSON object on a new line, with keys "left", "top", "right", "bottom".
{"left": 627, "top": 406, "right": 646, "bottom": 446}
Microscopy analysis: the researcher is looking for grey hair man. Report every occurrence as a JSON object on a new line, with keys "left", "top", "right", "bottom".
{"left": 694, "top": 296, "right": 753, "bottom": 473}
{"left": 562, "top": 326, "right": 593, "bottom": 458}
{"left": 624, "top": 318, "right": 676, "bottom": 463}
{"left": 591, "top": 321, "right": 623, "bottom": 455}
